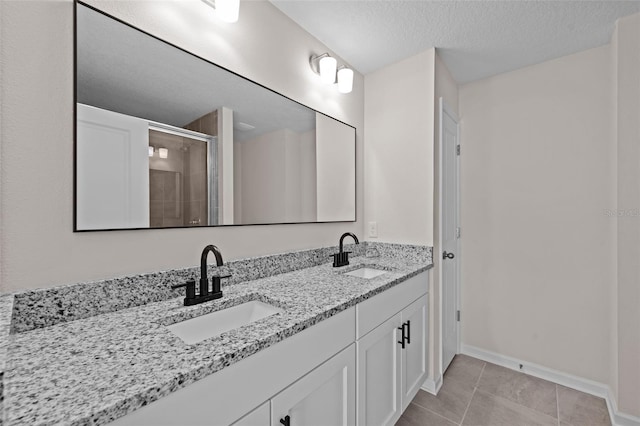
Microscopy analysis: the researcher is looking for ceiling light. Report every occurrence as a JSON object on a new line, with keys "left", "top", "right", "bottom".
{"left": 337, "top": 67, "right": 354, "bottom": 94}
{"left": 319, "top": 56, "right": 337, "bottom": 85}
{"left": 159, "top": 148, "right": 169, "bottom": 159}
{"left": 234, "top": 121, "right": 256, "bottom": 131}
{"left": 148, "top": 146, "right": 154, "bottom": 157}
{"left": 310, "top": 53, "right": 337, "bottom": 85}
{"left": 309, "top": 53, "right": 353, "bottom": 94}
{"left": 202, "top": 0, "right": 239, "bottom": 23}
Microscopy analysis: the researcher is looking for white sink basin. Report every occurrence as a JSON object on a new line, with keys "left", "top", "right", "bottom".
{"left": 167, "top": 301, "right": 283, "bottom": 344}
{"left": 344, "top": 267, "right": 388, "bottom": 279}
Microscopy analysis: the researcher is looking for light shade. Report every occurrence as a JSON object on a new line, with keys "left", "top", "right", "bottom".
{"left": 148, "top": 146, "right": 154, "bottom": 157}
{"left": 337, "top": 67, "right": 354, "bottom": 94}
{"left": 319, "top": 56, "right": 337, "bottom": 85}
{"left": 159, "top": 148, "right": 169, "bottom": 159}
{"left": 215, "top": 0, "right": 239, "bottom": 23}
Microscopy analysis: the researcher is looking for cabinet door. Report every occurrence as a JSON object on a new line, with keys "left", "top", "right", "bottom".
{"left": 271, "top": 344, "right": 355, "bottom": 426}
{"left": 232, "top": 401, "right": 270, "bottom": 426}
{"left": 401, "top": 295, "right": 428, "bottom": 411}
{"left": 356, "top": 313, "right": 402, "bottom": 426}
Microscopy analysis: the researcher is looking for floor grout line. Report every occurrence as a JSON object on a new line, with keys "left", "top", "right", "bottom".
{"left": 459, "top": 362, "right": 485, "bottom": 425}
{"left": 474, "top": 362, "right": 486, "bottom": 387}
{"left": 556, "top": 385, "right": 560, "bottom": 426}
{"left": 409, "top": 402, "right": 459, "bottom": 425}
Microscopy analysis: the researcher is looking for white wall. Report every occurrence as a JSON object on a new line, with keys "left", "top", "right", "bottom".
{"left": 459, "top": 45, "right": 616, "bottom": 386}
{"left": 299, "top": 130, "right": 317, "bottom": 222}
{"left": 364, "top": 48, "right": 437, "bottom": 382}
{"left": 235, "top": 128, "right": 315, "bottom": 224}
{"left": 0, "top": 0, "right": 364, "bottom": 292}
{"left": 235, "top": 129, "right": 288, "bottom": 224}
{"left": 613, "top": 13, "right": 640, "bottom": 418}
{"left": 316, "top": 113, "right": 356, "bottom": 222}
{"left": 364, "top": 49, "right": 435, "bottom": 245}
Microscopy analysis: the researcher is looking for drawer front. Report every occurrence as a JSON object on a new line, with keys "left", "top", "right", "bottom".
{"left": 356, "top": 272, "right": 428, "bottom": 339}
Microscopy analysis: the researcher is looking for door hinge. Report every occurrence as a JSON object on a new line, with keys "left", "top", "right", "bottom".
{"left": 456, "top": 145, "right": 460, "bottom": 155}
{"left": 456, "top": 227, "right": 461, "bottom": 239}
{"left": 456, "top": 310, "right": 461, "bottom": 322}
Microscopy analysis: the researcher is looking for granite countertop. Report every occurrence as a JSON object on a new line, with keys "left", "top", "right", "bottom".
{"left": 3, "top": 253, "right": 431, "bottom": 425}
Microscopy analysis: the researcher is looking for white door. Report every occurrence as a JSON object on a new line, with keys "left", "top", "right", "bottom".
{"left": 76, "top": 104, "right": 149, "bottom": 230}
{"left": 440, "top": 98, "right": 460, "bottom": 372}
{"left": 357, "top": 313, "right": 402, "bottom": 426}
{"left": 271, "top": 344, "right": 355, "bottom": 426}
{"left": 401, "top": 295, "right": 428, "bottom": 410}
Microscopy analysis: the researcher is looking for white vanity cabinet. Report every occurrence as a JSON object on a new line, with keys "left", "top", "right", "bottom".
{"left": 355, "top": 274, "right": 429, "bottom": 426}
{"left": 400, "top": 296, "right": 428, "bottom": 411}
{"left": 356, "top": 312, "right": 403, "bottom": 425}
{"left": 107, "top": 271, "right": 428, "bottom": 426}
{"left": 270, "top": 344, "right": 356, "bottom": 426}
{"left": 232, "top": 402, "right": 270, "bottom": 426}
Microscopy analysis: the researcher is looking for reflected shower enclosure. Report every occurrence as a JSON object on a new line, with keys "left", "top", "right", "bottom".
{"left": 148, "top": 129, "right": 213, "bottom": 228}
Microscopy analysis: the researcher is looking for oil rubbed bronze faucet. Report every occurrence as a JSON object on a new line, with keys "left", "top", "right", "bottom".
{"left": 332, "top": 232, "right": 360, "bottom": 267}
{"left": 172, "top": 245, "right": 231, "bottom": 306}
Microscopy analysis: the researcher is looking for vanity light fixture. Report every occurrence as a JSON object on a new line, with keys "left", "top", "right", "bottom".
{"left": 337, "top": 66, "right": 354, "bottom": 94}
{"left": 158, "top": 148, "right": 169, "bottom": 159}
{"left": 309, "top": 53, "right": 353, "bottom": 94}
{"left": 148, "top": 146, "right": 154, "bottom": 157}
{"left": 201, "top": 0, "right": 240, "bottom": 23}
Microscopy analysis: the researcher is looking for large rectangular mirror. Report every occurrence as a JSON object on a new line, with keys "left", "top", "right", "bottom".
{"left": 75, "top": 2, "right": 356, "bottom": 231}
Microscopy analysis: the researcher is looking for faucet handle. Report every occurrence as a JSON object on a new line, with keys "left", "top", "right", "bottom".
{"left": 171, "top": 280, "right": 196, "bottom": 302}
{"left": 328, "top": 252, "right": 352, "bottom": 258}
{"left": 331, "top": 251, "right": 352, "bottom": 268}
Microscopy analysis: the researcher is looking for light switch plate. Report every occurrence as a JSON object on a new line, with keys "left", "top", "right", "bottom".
{"left": 368, "top": 221, "right": 378, "bottom": 238}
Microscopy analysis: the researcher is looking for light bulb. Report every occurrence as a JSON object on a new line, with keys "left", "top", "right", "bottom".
{"left": 216, "top": 0, "right": 239, "bottom": 23}
{"left": 148, "top": 146, "right": 154, "bottom": 157}
{"left": 159, "top": 148, "right": 168, "bottom": 159}
{"left": 337, "top": 67, "right": 354, "bottom": 94}
{"left": 319, "top": 56, "right": 337, "bottom": 85}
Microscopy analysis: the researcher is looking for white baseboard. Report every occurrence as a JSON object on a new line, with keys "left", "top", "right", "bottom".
{"left": 461, "top": 344, "right": 640, "bottom": 426}
{"left": 421, "top": 374, "right": 443, "bottom": 395}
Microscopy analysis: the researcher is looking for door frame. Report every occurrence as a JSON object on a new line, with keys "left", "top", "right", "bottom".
{"left": 438, "top": 97, "right": 461, "bottom": 375}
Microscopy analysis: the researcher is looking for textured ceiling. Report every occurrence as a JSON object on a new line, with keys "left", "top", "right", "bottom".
{"left": 270, "top": 0, "right": 640, "bottom": 83}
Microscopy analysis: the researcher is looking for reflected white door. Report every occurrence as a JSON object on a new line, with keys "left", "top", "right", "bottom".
{"left": 440, "top": 99, "right": 460, "bottom": 372}
{"left": 76, "top": 104, "right": 149, "bottom": 230}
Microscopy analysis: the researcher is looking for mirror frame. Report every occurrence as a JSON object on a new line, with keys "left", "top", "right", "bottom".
{"left": 73, "top": 0, "right": 357, "bottom": 232}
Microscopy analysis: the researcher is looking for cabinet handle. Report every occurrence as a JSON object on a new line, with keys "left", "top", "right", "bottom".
{"left": 397, "top": 325, "right": 406, "bottom": 349}
{"left": 280, "top": 415, "right": 290, "bottom": 426}
{"left": 405, "top": 320, "right": 411, "bottom": 344}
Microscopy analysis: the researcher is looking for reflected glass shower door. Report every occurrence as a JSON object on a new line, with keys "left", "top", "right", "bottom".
{"left": 148, "top": 127, "right": 216, "bottom": 228}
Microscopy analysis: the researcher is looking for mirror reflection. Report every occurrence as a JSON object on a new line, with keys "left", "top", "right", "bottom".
{"left": 75, "top": 3, "right": 356, "bottom": 231}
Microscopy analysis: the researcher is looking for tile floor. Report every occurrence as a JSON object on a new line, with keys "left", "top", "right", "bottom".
{"left": 397, "top": 354, "right": 612, "bottom": 426}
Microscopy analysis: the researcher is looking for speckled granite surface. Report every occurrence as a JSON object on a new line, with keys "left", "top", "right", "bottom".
{"left": 10, "top": 243, "right": 367, "bottom": 333}
{"left": 0, "top": 295, "right": 14, "bottom": 426}
{"left": 2, "top": 243, "right": 432, "bottom": 426}
{"left": 9, "top": 242, "right": 431, "bottom": 334}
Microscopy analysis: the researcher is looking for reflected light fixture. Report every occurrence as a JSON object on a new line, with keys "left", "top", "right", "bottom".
{"left": 309, "top": 53, "right": 353, "bottom": 94}
{"left": 148, "top": 146, "right": 154, "bottom": 157}
{"left": 158, "top": 148, "right": 169, "bottom": 159}
{"left": 202, "top": 0, "right": 240, "bottom": 23}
